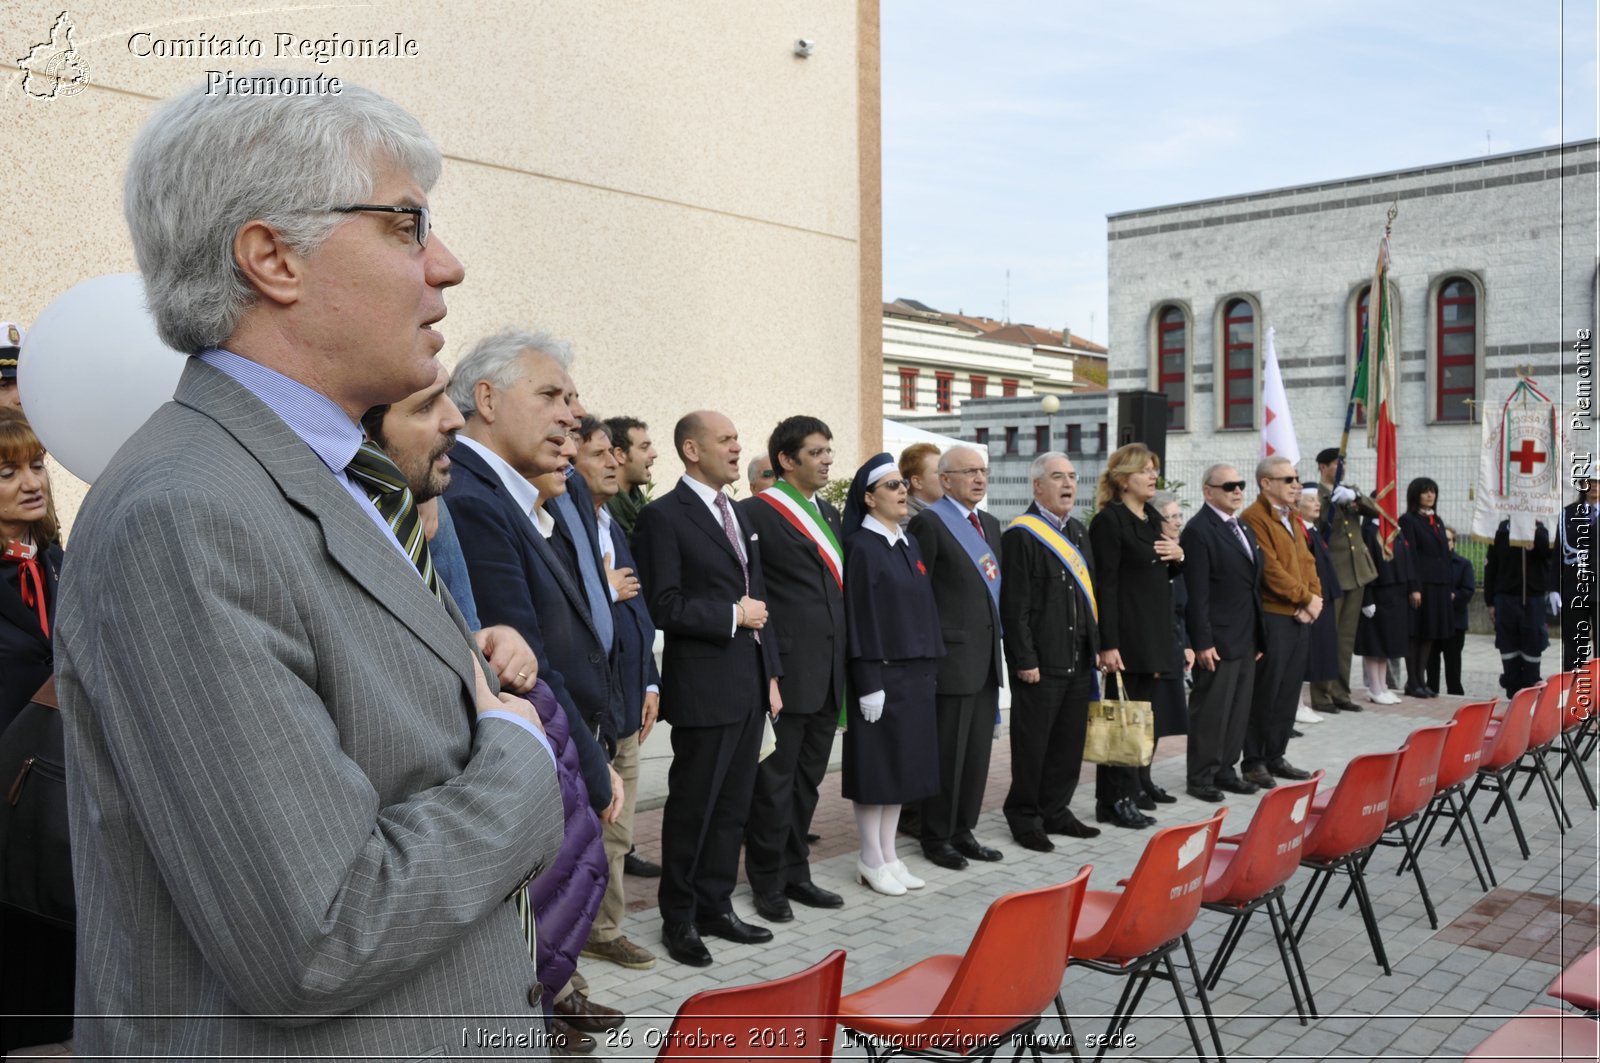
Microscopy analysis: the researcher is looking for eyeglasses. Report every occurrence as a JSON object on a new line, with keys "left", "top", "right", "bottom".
{"left": 331, "top": 204, "right": 430, "bottom": 247}
{"left": 945, "top": 468, "right": 988, "bottom": 478}
{"left": 1271, "top": 475, "right": 1301, "bottom": 485}
{"left": 875, "top": 479, "right": 908, "bottom": 492}
{"left": 1206, "top": 480, "right": 1247, "bottom": 492}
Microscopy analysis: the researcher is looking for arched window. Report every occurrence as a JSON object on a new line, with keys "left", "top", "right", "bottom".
{"left": 1221, "top": 297, "right": 1257, "bottom": 430}
{"left": 1434, "top": 276, "right": 1477, "bottom": 422}
{"left": 1157, "top": 305, "right": 1187, "bottom": 430}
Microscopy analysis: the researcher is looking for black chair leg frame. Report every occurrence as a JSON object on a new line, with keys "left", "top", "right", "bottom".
{"left": 1514, "top": 743, "right": 1576, "bottom": 829}
{"left": 1413, "top": 783, "right": 1496, "bottom": 890}
{"left": 1200, "top": 886, "right": 1317, "bottom": 1025}
{"left": 1291, "top": 849, "right": 1391, "bottom": 977}
{"left": 1553, "top": 729, "right": 1599, "bottom": 809}
{"left": 1461, "top": 765, "right": 1532, "bottom": 859}
{"left": 1058, "top": 933, "right": 1226, "bottom": 1063}
{"left": 1335, "top": 817, "right": 1439, "bottom": 929}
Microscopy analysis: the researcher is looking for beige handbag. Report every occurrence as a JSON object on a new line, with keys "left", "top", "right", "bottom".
{"left": 1083, "top": 671, "right": 1155, "bottom": 767}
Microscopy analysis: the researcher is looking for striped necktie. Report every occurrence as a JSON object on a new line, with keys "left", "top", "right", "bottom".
{"left": 346, "top": 441, "right": 440, "bottom": 599}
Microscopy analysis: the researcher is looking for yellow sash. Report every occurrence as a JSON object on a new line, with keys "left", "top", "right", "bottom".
{"left": 1009, "top": 514, "right": 1099, "bottom": 622}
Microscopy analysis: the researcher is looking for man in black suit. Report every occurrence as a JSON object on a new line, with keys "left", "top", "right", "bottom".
{"left": 1561, "top": 476, "right": 1599, "bottom": 671}
{"left": 907, "top": 444, "right": 1006, "bottom": 870}
{"left": 443, "top": 329, "right": 622, "bottom": 817}
{"left": 999, "top": 452, "right": 1101, "bottom": 852}
{"left": 739, "top": 416, "right": 847, "bottom": 922}
{"left": 1180, "top": 463, "right": 1267, "bottom": 801}
{"left": 634, "top": 410, "right": 783, "bottom": 967}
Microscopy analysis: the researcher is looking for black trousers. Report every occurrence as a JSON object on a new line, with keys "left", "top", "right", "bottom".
{"left": 921, "top": 685, "right": 997, "bottom": 846}
{"left": 658, "top": 708, "right": 763, "bottom": 924}
{"left": 1004, "top": 669, "right": 1091, "bottom": 835}
{"left": 1426, "top": 629, "right": 1467, "bottom": 695}
{"left": 744, "top": 702, "right": 836, "bottom": 892}
{"left": 1094, "top": 672, "right": 1157, "bottom": 805}
{"left": 1243, "top": 614, "right": 1309, "bottom": 772}
{"left": 1494, "top": 594, "right": 1549, "bottom": 696}
{"left": 1186, "top": 654, "right": 1256, "bottom": 787}
{"left": 0, "top": 911, "right": 73, "bottom": 1053}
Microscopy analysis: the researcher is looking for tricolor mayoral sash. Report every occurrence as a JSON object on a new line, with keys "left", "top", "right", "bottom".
{"left": 1007, "top": 513, "right": 1099, "bottom": 622}
{"left": 929, "top": 496, "right": 1001, "bottom": 614}
{"left": 758, "top": 481, "right": 842, "bottom": 588}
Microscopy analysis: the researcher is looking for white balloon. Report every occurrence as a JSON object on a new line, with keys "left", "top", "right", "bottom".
{"left": 17, "top": 273, "right": 186, "bottom": 483}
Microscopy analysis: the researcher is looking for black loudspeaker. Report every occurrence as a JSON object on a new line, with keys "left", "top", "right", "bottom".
{"left": 1116, "top": 390, "right": 1168, "bottom": 469}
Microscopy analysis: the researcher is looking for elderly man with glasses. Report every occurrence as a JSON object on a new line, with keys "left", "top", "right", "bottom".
{"left": 1238, "top": 457, "right": 1322, "bottom": 791}
{"left": 1178, "top": 464, "right": 1267, "bottom": 801}
{"left": 906, "top": 445, "right": 1007, "bottom": 870}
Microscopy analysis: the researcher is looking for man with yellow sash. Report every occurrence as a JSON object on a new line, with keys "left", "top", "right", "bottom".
{"left": 999, "top": 452, "right": 1103, "bottom": 851}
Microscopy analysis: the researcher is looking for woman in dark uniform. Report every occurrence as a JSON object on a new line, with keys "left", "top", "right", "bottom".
{"left": 1089, "top": 444, "right": 1184, "bottom": 830}
{"left": 1399, "top": 477, "right": 1452, "bottom": 698}
{"left": 840, "top": 453, "right": 945, "bottom": 896}
{"left": 0, "top": 408, "right": 71, "bottom": 1055}
{"left": 1355, "top": 515, "right": 1415, "bottom": 705}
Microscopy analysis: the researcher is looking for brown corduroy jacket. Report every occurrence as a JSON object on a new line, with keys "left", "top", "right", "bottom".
{"left": 1239, "top": 493, "right": 1322, "bottom": 616}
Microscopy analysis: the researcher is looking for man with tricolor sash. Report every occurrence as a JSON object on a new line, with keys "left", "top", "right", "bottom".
{"left": 907, "top": 444, "right": 1007, "bottom": 870}
{"left": 999, "top": 452, "right": 1102, "bottom": 852}
{"left": 739, "top": 416, "right": 848, "bottom": 921}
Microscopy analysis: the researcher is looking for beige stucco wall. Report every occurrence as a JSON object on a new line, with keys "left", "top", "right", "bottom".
{"left": 1, "top": 0, "right": 875, "bottom": 529}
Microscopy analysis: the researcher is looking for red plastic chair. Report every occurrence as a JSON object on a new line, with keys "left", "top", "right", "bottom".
{"left": 839, "top": 868, "right": 1091, "bottom": 1063}
{"left": 1508, "top": 673, "right": 1577, "bottom": 831}
{"left": 1198, "top": 773, "right": 1322, "bottom": 1024}
{"left": 1288, "top": 749, "right": 1403, "bottom": 975}
{"left": 1458, "top": 683, "right": 1543, "bottom": 860}
{"left": 1570, "top": 659, "right": 1600, "bottom": 763}
{"left": 1060, "top": 811, "right": 1228, "bottom": 1063}
{"left": 1550, "top": 669, "right": 1599, "bottom": 810}
{"left": 1329, "top": 723, "right": 1453, "bottom": 931}
{"left": 1548, "top": 945, "right": 1600, "bottom": 1016}
{"left": 657, "top": 949, "right": 845, "bottom": 1063}
{"left": 1464, "top": 1007, "right": 1600, "bottom": 1061}
{"left": 1413, "top": 699, "right": 1499, "bottom": 891}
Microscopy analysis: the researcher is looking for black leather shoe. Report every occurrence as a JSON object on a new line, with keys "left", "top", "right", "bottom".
{"left": 804, "top": 832, "right": 822, "bottom": 843}
{"left": 1243, "top": 768, "right": 1279, "bottom": 790}
{"left": 751, "top": 889, "right": 794, "bottom": 923}
{"left": 1422, "top": 686, "right": 1439, "bottom": 699}
{"left": 1043, "top": 811, "right": 1101, "bottom": 838}
{"left": 696, "top": 911, "right": 774, "bottom": 945}
{"left": 554, "top": 990, "right": 626, "bottom": 1033}
{"left": 661, "top": 920, "right": 712, "bottom": 967}
{"left": 921, "top": 842, "right": 969, "bottom": 870}
{"left": 1404, "top": 683, "right": 1429, "bottom": 699}
{"left": 1096, "top": 800, "right": 1149, "bottom": 829}
{"left": 1318, "top": 703, "right": 1342, "bottom": 715}
{"left": 1137, "top": 805, "right": 1157, "bottom": 826}
{"left": 624, "top": 851, "right": 662, "bottom": 877}
{"left": 1290, "top": 728, "right": 1305, "bottom": 738}
{"left": 1143, "top": 785, "right": 1178, "bottom": 805}
{"left": 898, "top": 813, "right": 923, "bottom": 837}
{"left": 1187, "top": 784, "right": 1225, "bottom": 802}
{"left": 1268, "top": 759, "right": 1312, "bottom": 781}
{"left": 952, "top": 836, "right": 1004, "bottom": 862}
{"left": 1135, "top": 791, "right": 1157, "bottom": 811}
{"left": 1013, "top": 829, "right": 1054, "bottom": 853}
{"left": 1216, "top": 775, "right": 1260, "bottom": 796}
{"left": 784, "top": 881, "right": 844, "bottom": 909}
{"left": 1341, "top": 701, "right": 1364, "bottom": 712}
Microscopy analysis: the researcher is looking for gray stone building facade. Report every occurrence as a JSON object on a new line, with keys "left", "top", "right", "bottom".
{"left": 1106, "top": 139, "right": 1598, "bottom": 532}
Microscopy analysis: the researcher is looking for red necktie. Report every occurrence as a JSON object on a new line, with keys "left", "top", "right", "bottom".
{"left": 3, "top": 541, "right": 48, "bottom": 638}
{"left": 968, "top": 512, "right": 985, "bottom": 542}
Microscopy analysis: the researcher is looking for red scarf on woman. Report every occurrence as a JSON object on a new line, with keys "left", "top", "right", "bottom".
{"left": 3, "top": 539, "right": 48, "bottom": 638}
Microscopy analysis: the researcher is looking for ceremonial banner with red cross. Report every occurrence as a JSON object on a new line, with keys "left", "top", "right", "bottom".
{"left": 1471, "top": 377, "right": 1563, "bottom": 545}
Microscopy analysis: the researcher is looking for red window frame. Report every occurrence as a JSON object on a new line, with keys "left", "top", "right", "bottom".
{"left": 898, "top": 368, "right": 918, "bottom": 411}
{"left": 970, "top": 374, "right": 988, "bottom": 399}
{"left": 1157, "top": 305, "right": 1187, "bottom": 430}
{"left": 974, "top": 427, "right": 989, "bottom": 447}
{"left": 935, "top": 371, "right": 954, "bottom": 413}
{"left": 1001, "top": 378, "right": 1019, "bottom": 398}
{"left": 1222, "top": 299, "right": 1255, "bottom": 430}
{"left": 1436, "top": 278, "right": 1476, "bottom": 422}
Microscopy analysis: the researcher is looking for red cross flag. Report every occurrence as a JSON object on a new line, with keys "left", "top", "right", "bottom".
{"left": 1471, "top": 377, "right": 1563, "bottom": 544}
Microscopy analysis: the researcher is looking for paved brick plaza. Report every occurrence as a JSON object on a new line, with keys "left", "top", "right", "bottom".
{"left": 587, "top": 633, "right": 1598, "bottom": 1062}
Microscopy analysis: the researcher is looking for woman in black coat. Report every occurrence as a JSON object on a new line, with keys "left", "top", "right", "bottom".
{"left": 1398, "top": 477, "right": 1453, "bottom": 697}
{"left": 0, "top": 408, "right": 72, "bottom": 1055}
{"left": 1089, "top": 444, "right": 1184, "bottom": 830}
{"left": 1355, "top": 516, "right": 1416, "bottom": 704}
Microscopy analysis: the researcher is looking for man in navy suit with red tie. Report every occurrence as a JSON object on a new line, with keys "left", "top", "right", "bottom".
{"left": 634, "top": 410, "right": 783, "bottom": 968}
{"left": 1180, "top": 463, "right": 1267, "bottom": 801}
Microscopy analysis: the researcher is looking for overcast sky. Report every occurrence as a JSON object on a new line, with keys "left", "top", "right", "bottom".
{"left": 881, "top": 0, "right": 1598, "bottom": 345}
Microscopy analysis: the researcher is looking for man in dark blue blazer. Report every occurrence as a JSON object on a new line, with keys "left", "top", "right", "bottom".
{"left": 1179, "top": 463, "right": 1267, "bottom": 801}
{"left": 634, "top": 410, "right": 782, "bottom": 968}
{"left": 442, "top": 330, "right": 620, "bottom": 816}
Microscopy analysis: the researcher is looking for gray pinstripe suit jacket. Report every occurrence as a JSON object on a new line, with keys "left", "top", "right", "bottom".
{"left": 55, "top": 358, "right": 564, "bottom": 1060}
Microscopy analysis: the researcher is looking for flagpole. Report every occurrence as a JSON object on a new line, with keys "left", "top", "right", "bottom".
{"left": 1332, "top": 204, "right": 1398, "bottom": 494}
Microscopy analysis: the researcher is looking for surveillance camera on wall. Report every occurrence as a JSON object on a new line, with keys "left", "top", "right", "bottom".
{"left": 794, "top": 39, "right": 814, "bottom": 57}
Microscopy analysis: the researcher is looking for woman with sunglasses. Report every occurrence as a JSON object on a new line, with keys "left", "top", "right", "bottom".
{"left": 839, "top": 453, "right": 944, "bottom": 895}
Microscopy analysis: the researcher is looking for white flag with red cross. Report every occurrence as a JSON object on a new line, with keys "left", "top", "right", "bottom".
{"left": 1471, "top": 377, "right": 1563, "bottom": 544}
